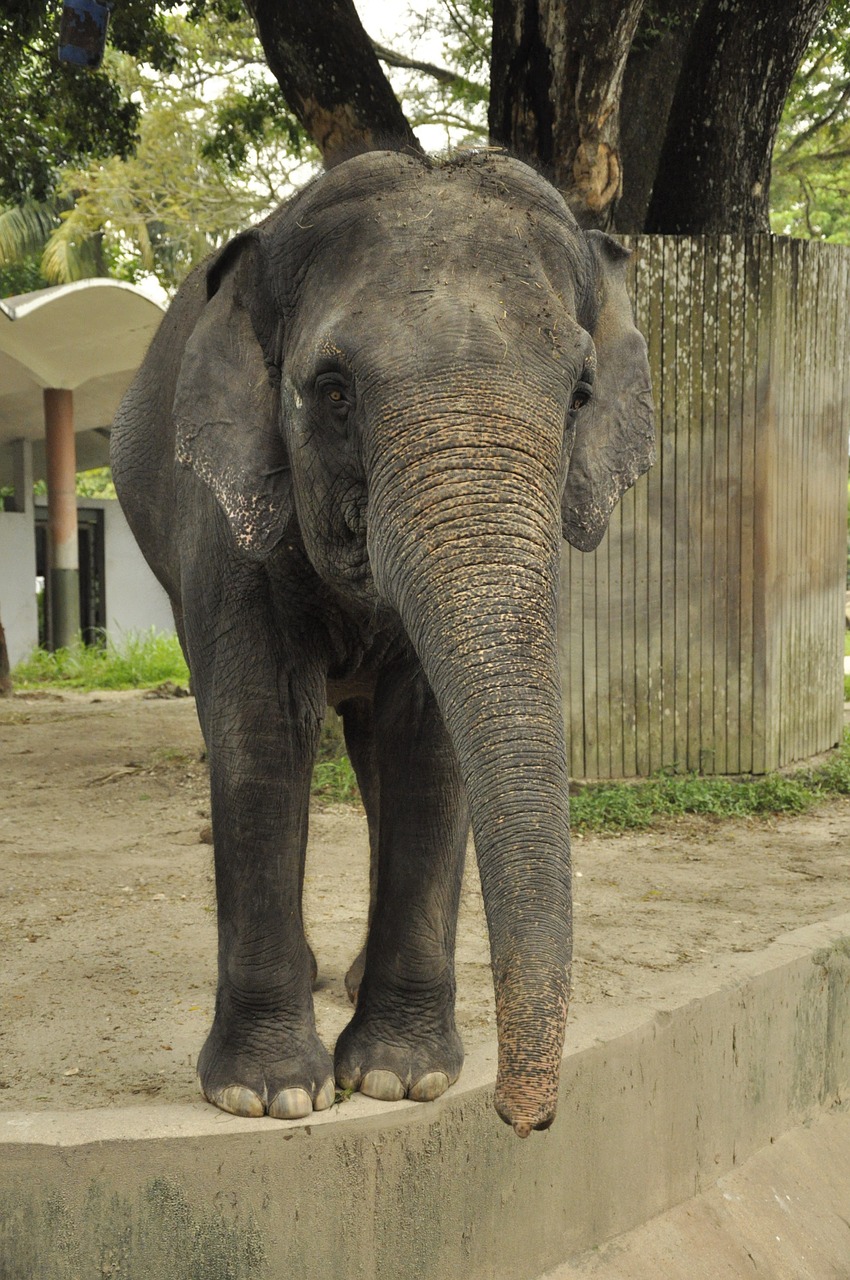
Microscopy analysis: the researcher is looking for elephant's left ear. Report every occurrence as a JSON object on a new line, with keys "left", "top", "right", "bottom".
{"left": 562, "top": 231, "right": 655, "bottom": 552}
{"left": 173, "top": 232, "right": 293, "bottom": 559}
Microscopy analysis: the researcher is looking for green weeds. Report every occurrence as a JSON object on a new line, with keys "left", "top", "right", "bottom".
{"left": 311, "top": 756, "right": 360, "bottom": 804}
{"left": 570, "top": 729, "right": 850, "bottom": 834}
{"left": 311, "top": 708, "right": 359, "bottom": 803}
{"left": 12, "top": 629, "right": 189, "bottom": 691}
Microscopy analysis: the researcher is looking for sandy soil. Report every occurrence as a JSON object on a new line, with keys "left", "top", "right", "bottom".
{"left": 2, "top": 691, "right": 850, "bottom": 1112}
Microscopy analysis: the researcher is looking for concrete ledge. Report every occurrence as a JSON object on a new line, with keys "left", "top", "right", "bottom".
{"left": 3, "top": 915, "right": 850, "bottom": 1280}
{"left": 547, "top": 1107, "right": 850, "bottom": 1278}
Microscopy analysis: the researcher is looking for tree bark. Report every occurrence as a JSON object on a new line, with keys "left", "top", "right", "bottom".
{"left": 489, "top": 0, "right": 646, "bottom": 228}
{"left": 617, "top": 0, "right": 702, "bottom": 232}
{"left": 645, "top": 0, "right": 831, "bottom": 233}
{"left": 244, "top": 0, "right": 421, "bottom": 165}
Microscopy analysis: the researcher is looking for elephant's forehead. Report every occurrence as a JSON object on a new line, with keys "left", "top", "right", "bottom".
{"left": 289, "top": 150, "right": 573, "bottom": 229}
{"left": 274, "top": 153, "right": 585, "bottom": 307}
{"left": 279, "top": 197, "right": 578, "bottom": 330}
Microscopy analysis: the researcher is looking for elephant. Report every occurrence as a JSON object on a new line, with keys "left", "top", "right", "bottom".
{"left": 111, "top": 149, "right": 654, "bottom": 1137}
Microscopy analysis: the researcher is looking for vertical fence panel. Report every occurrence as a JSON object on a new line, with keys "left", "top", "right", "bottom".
{"left": 751, "top": 237, "right": 774, "bottom": 774}
{"left": 699, "top": 240, "right": 719, "bottom": 773}
{"left": 713, "top": 240, "right": 733, "bottom": 773}
{"left": 725, "top": 237, "right": 747, "bottom": 773}
{"left": 559, "top": 235, "right": 849, "bottom": 778}
{"left": 615, "top": 233, "right": 638, "bottom": 780}
{"left": 659, "top": 239, "right": 679, "bottom": 768}
{"left": 737, "top": 238, "right": 760, "bottom": 773}
{"left": 631, "top": 235, "right": 654, "bottom": 777}
{"left": 686, "top": 238, "right": 705, "bottom": 771}
{"left": 672, "top": 238, "right": 691, "bottom": 771}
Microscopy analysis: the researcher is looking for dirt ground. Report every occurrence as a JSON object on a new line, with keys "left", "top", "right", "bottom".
{"left": 2, "top": 690, "right": 850, "bottom": 1112}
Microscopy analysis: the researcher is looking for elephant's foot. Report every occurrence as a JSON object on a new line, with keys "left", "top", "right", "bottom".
{"left": 197, "top": 1011, "right": 334, "bottom": 1119}
{"left": 334, "top": 1003, "right": 464, "bottom": 1103}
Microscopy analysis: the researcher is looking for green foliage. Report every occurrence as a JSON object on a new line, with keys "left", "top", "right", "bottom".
{"left": 771, "top": 2, "right": 850, "bottom": 240}
{"left": 0, "top": 6, "right": 316, "bottom": 290}
{"left": 31, "top": 468, "right": 116, "bottom": 498}
{"left": 0, "top": 251, "right": 49, "bottom": 297}
{"left": 12, "top": 629, "right": 189, "bottom": 691}
{"left": 311, "top": 708, "right": 360, "bottom": 804}
{"left": 311, "top": 755, "right": 360, "bottom": 804}
{"left": 75, "top": 468, "right": 117, "bottom": 498}
{"left": 0, "top": 1, "right": 174, "bottom": 206}
{"left": 570, "top": 731, "right": 850, "bottom": 834}
{"left": 201, "top": 80, "right": 308, "bottom": 172}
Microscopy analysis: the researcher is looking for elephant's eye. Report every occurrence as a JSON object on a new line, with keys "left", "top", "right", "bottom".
{"left": 316, "top": 374, "right": 352, "bottom": 421}
{"left": 570, "top": 380, "right": 594, "bottom": 415}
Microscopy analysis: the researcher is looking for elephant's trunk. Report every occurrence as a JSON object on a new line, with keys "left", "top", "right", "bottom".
{"left": 367, "top": 395, "right": 572, "bottom": 1135}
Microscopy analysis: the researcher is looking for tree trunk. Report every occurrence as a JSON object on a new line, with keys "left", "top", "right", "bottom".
{"left": 616, "top": 0, "right": 702, "bottom": 233}
{"left": 489, "top": 0, "right": 646, "bottom": 228}
{"left": 244, "top": 0, "right": 421, "bottom": 165}
{"left": 645, "top": 0, "right": 831, "bottom": 233}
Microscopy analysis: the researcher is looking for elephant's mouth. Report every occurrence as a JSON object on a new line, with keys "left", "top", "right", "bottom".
{"left": 333, "top": 502, "right": 373, "bottom": 587}
{"left": 342, "top": 499, "right": 367, "bottom": 538}
{"left": 329, "top": 539, "right": 373, "bottom": 593}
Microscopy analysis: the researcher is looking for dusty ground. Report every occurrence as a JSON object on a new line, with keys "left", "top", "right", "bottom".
{"left": 1, "top": 691, "right": 850, "bottom": 1112}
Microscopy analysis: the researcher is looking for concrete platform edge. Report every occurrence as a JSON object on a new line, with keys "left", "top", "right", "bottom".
{"left": 3, "top": 912, "right": 850, "bottom": 1280}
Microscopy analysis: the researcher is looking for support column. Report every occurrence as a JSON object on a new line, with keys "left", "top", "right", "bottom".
{"left": 43, "top": 388, "right": 80, "bottom": 649}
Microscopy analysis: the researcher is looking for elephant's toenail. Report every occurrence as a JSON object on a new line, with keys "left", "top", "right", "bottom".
{"left": 360, "top": 1069, "right": 405, "bottom": 1102}
{"left": 214, "top": 1085, "right": 264, "bottom": 1117}
{"left": 409, "top": 1071, "right": 449, "bottom": 1102}
{"left": 268, "top": 1087, "right": 312, "bottom": 1120}
{"left": 314, "top": 1077, "right": 336, "bottom": 1111}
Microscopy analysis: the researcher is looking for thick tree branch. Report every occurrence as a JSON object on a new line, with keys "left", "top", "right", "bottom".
{"left": 243, "top": 0, "right": 420, "bottom": 164}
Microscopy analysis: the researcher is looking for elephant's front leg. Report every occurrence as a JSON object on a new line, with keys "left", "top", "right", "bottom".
{"left": 193, "top": 639, "right": 333, "bottom": 1120}
{"left": 335, "top": 664, "right": 469, "bottom": 1103}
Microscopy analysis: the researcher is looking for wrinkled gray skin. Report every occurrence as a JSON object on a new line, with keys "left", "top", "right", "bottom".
{"left": 111, "top": 151, "right": 654, "bottom": 1137}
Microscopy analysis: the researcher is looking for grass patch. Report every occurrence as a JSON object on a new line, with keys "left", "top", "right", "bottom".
{"left": 312, "top": 708, "right": 360, "bottom": 804}
{"left": 571, "top": 729, "right": 850, "bottom": 834}
{"left": 12, "top": 629, "right": 189, "bottom": 691}
{"left": 311, "top": 755, "right": 360, "bottom": 804}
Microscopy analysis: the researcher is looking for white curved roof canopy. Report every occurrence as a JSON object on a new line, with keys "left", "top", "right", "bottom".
{"left": 0, "top": 278, "right": 165, "bottom": 483}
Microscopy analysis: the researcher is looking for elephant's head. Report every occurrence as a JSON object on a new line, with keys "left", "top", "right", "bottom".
{"left": 173, "top": 151, "right": 654, "bottom": 1134}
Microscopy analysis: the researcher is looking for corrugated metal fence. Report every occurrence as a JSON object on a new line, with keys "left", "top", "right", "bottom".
{"left": 559, "top": 236, "right": 850, "bottom": 778}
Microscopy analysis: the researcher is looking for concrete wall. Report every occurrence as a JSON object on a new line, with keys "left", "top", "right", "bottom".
{"left": 1, "top": 493, "right": 174, "bottom": 668}
{"left": 0, "top": 440, "right": 37, "bottom": 667}
{"left": 85, "top": 496, "right": 174, "bottom": 639}
{"left": 0, "top": 508, "right": 38, "bottom": 668}
{"left": 2, "top": 915, "right": 849, "bottom": 1280}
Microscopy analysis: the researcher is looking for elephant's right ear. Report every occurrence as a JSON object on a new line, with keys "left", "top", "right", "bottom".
{"left": 562, "top": 232, "right": 655, "bottom": 552}
{"left": 173, "top": 232, "right": 293, "bottom": 559}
